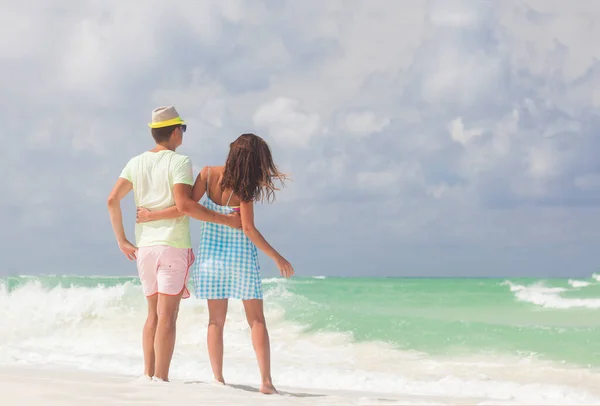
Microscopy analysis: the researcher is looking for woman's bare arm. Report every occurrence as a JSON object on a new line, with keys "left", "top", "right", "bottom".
{"left": 240, "top": 200, "right": 294, "bottom": 277}
{"left": 192, "top": 166, "right": 209, "bottom": 202}
{"left": 136, "top": 206, "right": 182, "bottom": 222}
{"left": 137, "top": 167, "right": 210, "bottom": 223}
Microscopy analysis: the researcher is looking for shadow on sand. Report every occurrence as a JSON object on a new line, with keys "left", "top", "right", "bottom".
{"left": 228, "top": 383, "right": 325, "bottom": 398}
{"left": 183, "top": 381, "right": 325, "bottom": 398}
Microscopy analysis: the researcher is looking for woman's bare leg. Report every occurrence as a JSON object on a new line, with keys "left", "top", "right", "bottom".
{"left": 207, "top": 299, "right": 228, "bottom": 384}
{"left": 242, "top": 299, "right": 277, "bottom": 394}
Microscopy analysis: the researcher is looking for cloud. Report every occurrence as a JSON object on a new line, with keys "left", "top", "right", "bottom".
{"left": 2, "top": 0, "right": 600, "bottom": 277}
{"left": 252, "top": 97, "right": 321, "bottom": 148}
{"left": 448, "top": 117, "right": 484, "bottom": 146}
{"left": 341, "top": 111, "right": 391, "bottom": 138}
{"left": 575, "top": 174, "right": 600, "bottom": 192}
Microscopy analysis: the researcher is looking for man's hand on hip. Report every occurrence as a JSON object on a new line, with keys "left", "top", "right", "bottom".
{"left": 118, "top": 239, "right": 138, "bottom": 260}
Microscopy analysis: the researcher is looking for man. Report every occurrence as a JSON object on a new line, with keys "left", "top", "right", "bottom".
{"left": 107, "top": 106, "right": 241, "bottom": 382}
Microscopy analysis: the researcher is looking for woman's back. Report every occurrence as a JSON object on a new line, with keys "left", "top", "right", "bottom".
{"left": 193, "top": 167, "right": 262, "bottom": 300}
{"left": 204, "top": 166, "right": 240, "bottom": 208}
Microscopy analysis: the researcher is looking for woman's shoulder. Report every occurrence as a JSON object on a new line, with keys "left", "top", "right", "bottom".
{"left": 201, "top": 165, "right": 224, "bottom": 172}
{"left": 199, "top": 165, "right": 224, "bottom": 176}
{"left": 200, "top": 166, "right": 226, "bottom": 187}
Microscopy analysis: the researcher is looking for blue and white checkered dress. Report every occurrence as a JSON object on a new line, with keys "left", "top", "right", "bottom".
{"left": 192, "top": 196, "right": 263, "bottom": 300}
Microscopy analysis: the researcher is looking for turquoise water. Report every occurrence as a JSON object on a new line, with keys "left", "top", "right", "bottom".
{"left": 276, "top": 277, "right": 600, "bottom": 368}
{"left": 2, "top": 275, "right": 600, "bottom": 369}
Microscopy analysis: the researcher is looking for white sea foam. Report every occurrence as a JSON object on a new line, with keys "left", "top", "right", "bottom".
{"left": 568, "top": 279, "right": 591, "bottom": 288}
{"left": 503, "top": 281, "right": 600, "bottom": 309}
{"left": 1, "top": 279, "right": 600, "bottom": 404}
{"left": 593, "top": 273, "right": 600, "bottom": 282}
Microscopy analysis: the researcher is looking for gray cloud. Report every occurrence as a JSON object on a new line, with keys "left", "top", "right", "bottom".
{"left": 2, "top": 0, "right": 600, "bottom": 277}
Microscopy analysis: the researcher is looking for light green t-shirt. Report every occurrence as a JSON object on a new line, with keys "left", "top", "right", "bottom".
{"left": 119, "top": 150, "right": 194, "bottom": 248}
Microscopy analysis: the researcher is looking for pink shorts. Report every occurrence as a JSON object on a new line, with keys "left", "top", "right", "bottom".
{"left": 136, "top": 246, "right": 195, "bottom": 299}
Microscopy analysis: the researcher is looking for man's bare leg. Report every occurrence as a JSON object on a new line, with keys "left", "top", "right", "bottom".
{"left": 153, "top": 293, "right": 183, "bottom": 381}
{"left": 207, "top": 299, "right": 228, "bottom": 384}
{"left": 143, "top": 295, "right": 159, "bottom": 377}
{"left": 242, "top": 299, "right": 277, "bottom": 394}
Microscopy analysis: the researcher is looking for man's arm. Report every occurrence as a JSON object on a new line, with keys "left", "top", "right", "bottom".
{"left": 107, "top": 178, "right": 137, "bottom": 260}
{"left": 174, "top": 183, "right": 241, "bottom": 228}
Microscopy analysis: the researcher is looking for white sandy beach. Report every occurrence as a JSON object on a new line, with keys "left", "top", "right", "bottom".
{"left": 0, "top": 366, "right": 458, "bottom": 406}
{"left": 4, "top": 364, "right": 600, "bottom": 406}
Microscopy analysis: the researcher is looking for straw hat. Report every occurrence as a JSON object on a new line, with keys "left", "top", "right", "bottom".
{"left": 148, "top": 106, "right": 186, "bottom": 128}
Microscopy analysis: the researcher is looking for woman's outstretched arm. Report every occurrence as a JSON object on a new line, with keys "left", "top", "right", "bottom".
{"left": 240, "top": 200, "right": 294, "bottom": 278}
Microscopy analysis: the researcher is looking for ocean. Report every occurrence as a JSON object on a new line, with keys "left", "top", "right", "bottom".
{"left": 1, "top": 275, "right": 600, "bottom": 404}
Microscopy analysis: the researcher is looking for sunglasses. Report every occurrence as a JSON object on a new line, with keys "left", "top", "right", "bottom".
{"left": 180, "top": 124, "right": 187, "bottom": 133}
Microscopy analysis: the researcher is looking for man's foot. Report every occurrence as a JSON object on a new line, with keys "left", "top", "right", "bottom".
{"left": 259, "top": 382, "right": 278, "bottom": 395}
{"left": 152, "top": 376, "right": 169, "bottom": 383}
{"left": 213, "top": 377, "right": 226, "bottom": 385}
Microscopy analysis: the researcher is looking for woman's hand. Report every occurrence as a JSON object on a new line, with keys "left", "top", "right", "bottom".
{"left": 136, "top": 207, "right": 152, "bottom": 223}
{"left": 275, "top": 255, "right": 294, "bottom": 278}
{"left": 225, "top": 213, "right": 242, "bottom": 229}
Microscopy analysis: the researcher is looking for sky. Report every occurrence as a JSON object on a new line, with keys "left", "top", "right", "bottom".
{"left": 2, "top": 0, "right": 600, "bottom": 277}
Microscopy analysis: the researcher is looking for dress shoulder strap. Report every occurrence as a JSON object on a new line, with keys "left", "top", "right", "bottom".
{"left": 225, "top": 190, "right": 234, "bottom": 206}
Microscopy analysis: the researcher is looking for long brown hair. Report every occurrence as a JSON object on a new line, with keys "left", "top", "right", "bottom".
{"left": 220, "top": 133, "right": 288, "bottom": 203}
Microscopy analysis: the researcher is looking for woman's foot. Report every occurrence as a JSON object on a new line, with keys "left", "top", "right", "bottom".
{"left": 260, "top": 381, "right": 278, "bottom": 395}
{"left": 213, "top": 376, "right": 226, "bottom": 385}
